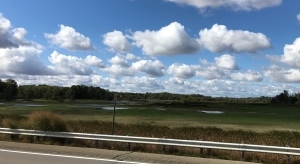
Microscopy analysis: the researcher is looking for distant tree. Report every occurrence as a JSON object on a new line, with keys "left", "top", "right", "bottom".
{"left": 3, "top": 79, "right": 18, "bottom": 101}
{"left": 0, "top": 79, "right": 7, "bottom": 101}
{"left": 271, "top": 90, "right": 298, "bottom": 105}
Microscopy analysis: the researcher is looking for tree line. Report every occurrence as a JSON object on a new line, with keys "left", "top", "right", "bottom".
{"left": 0, "top": 78, "right": 299, "bottom": 104}
{"left": 270, "top": 90, "right": 299, "bottom": 105}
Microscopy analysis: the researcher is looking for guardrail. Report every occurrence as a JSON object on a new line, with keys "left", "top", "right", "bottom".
{"left": 0, "top": 128, "right": 299, "bottom": 159}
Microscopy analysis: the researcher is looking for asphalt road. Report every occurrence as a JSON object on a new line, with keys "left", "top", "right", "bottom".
{"left": 0, "top": 141, "right": 255, "bottom": 164}
{"left": 0, "top": 149, "right": 145, "bottom": 164}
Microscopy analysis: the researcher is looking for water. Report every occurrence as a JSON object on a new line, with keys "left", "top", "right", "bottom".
{"left": 14, "top": 104, "right": 48, "bottom": 107}
{"left": 155, "top": 108, "right": 166, "bottom": 111}
{"left": 200, "top": 110, "right": 224, "bottom": 114}
{"left": 101, "top": 107, "right": 128, "bottom": 110}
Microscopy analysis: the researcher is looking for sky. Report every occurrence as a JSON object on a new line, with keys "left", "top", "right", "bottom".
{"left": 0, "top": 0, "right": 300, "bottom": 97}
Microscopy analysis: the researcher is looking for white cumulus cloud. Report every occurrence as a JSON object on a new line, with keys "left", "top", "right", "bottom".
{"left": 108, "top": 55, "right": 130, "bottom": 67}
{"left": 104, "top": 65, "right": 134, "bottom": 77}
{"left": 0, "top": 13, "right": 10, "bottom": 35}
{"left": 45, "top": 25, "right": 93, "bottom": 50}
{"left": 214, "top": 54, "right": 239, "bottom": 70}
{"left": 120, "top": 76, "right": 163, "bottom": 92}
{"left": 196, "top": 66, "right": 225, "bottom": 80}
{"left": 229, "top": 71, "right": 263, "bottom": 82}
{"left": 132, "top": 60, "right": 165, "bottom": 77}
{"left": 0, "top": 46, "right": 47, "bottom": 75}
{"left": 167, "top": 63, "right": 197, "bottom": 79}
{"left": 166, "top": 0, "right": 282, "bottom": 11}
{"left": 297, "top": 14, "right": 300, "bottom": 22}
{"left": 84, "top": 55, "right": 105, "bottom": 68}
{"left": 132, "top": 22, "right": 200, "bottom": 56}
{"left": 48, "top": 51, "right": 103, "bottom": 75}
{"left": 264, "top": 65, "right": 300, "bottom": 83}
{"left": 103, "top": 30, "right": 131, "bottom": 53}
{"left": 279, "top": 38, "right": 300, "bottom": 68}
{"left": 0, "top": 13, "right": 19, "bottom": 48}
{"left": 0, "top": 14, "right": 47, "bottom": 75}
{"left": 199, "top": 24, "right": 271, "bottom": 53}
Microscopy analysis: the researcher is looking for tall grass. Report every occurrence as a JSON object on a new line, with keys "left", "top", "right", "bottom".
{"left": 26, "top": 111, "right": 67, "bottom": 132}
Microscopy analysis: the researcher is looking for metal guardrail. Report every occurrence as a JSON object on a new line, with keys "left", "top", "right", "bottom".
{"left": 0, "top": 128, "right": 300, "bottom": 156}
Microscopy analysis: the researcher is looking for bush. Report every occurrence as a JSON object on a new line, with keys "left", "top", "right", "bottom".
{"left": 27, "top": 111, "right": 67, "bottom": 132}
{"left": 1, "top": 118, "right": 18, "bottom": 129}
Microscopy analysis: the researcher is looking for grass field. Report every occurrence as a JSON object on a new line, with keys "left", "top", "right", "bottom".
{"left": 0, "top": 99, "right": 300, "bottom": 131}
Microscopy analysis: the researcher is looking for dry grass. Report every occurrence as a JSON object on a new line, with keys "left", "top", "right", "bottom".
{"left": 26, "top": 111, "right": 67, "bottom": 132}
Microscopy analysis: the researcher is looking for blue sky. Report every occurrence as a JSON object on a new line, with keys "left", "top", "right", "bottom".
{"left": 0, "top": 0, "right": 300, "bottom": 97}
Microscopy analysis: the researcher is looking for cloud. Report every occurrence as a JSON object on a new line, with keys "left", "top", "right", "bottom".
{"left": 0, "top": 13, "right": 10, "bottom": 35}
{"left": 167, "top": 63, "right": 197, "bottom": 79}
{"left": 132, "top": 22, "right": 200, "bottom": 56}
{"left": 125, "top": 53, "right": 141, "bottom": 61}
{"left": 45, "top": 25, "right": 93, "bottom": 50}
{"left": 297, "top": 14, "right": 300, "bottom": 22}
{"left": 0, "top": 14, "right": 49, "bottom": 76}
{"left": 229, "top": 71, "right": 263, "bottom": 82}
{"left": 132, "top": 60, "right": 165, "bottom": 77}
{"left": 196, "top": 66, "right": 225, "bottom": 79}
{"left": 0, "top": 13, "right": 19, "bottom": 48}
{"left": 268, "top": 38, "right": 300, "bottom": 68}
{"left": 166, "top": 55, "right": 238, "bottom": 80}
{"left": 197, "top": 55, "right": 260, "bottom": 82}
{"left": 162, "top": 78, "right": 269, "bottom": 97}
{"left": 48, "top": 51, "right": 104, "bottom": 75}
{"left": 84, "top": 55, "right": 106, "bottom": 68}
{"left": 105, "top": 55, "right": 133, "bottom": 76}
{"left": 279, "top": 38, "right": 300, "bottom": 68}
{"left": 214, "top": 54, "right": 239, "bottom": 70}
{"left": 104, "top": 65, "right": 134, "bottom": 77}
{"left": 196, "top": 54, "right": 237, "bottom": 79}
{"left": 166, "top": 0, "right": 282, "bottom": 11}
{"left": 199, "top": 24, "right": 271, "bottom": 53}
{"left": 103, "top": 30, "right": 131, "bottom": 53}
{"left": 119, "top": 76, "right": 163, "bottom": 92}
{"left": 0, "top": 45, "right": 47, "bottom": 75}
{"left": 108, "top": 55, "right": 130, "bottom": 67}
{"left": 264, "top": 65, "right": 300, "bottom": 83}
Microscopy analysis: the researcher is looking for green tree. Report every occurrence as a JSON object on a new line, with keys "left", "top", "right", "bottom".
{"left": 3, "top": 79, "right": 18, "bottom": 101}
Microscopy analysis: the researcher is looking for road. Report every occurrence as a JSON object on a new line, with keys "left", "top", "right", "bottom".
{"left": 0, "top": 141, "right": 255, "bottom": 164}
{"left": 0, "top": 149, "right": 144, "bottom": 164}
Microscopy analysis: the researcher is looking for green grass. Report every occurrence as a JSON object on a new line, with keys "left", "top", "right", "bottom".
{"left": 1, "top": 99, "right": 300, "bottom": 131}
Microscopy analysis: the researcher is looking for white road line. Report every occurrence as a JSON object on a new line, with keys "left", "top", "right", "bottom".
{"left": 0, "top": 148, "right": 149, "bottom": 164}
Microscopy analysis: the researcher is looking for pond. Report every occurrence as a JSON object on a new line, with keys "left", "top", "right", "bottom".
{"left": 199, "top": 110, "right": 224, "bottom": 114}
{"left": 101, "top": 107, "right": 129, "bottom": 110}
{"left": 14, "top": 104, "right": 48, "bottom": 107}
{"left": 155, "top": 108, "right": 166, "bottom": 111}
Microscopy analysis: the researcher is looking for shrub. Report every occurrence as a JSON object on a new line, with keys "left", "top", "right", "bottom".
{"left": 1, "top": 118, "right": 18, "bottom": 129}
{"left": 27, "top": 111, "right": 67, "bottom": 132}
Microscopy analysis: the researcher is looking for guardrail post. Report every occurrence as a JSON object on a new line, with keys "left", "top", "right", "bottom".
{"left": 286, "top": 145, "right": 291, "bottom": 164}
{"left": 241, "top": 142, "right": 245, "bottom": 159}
{"left": 127, "top": 134, "right": 131, "bottom": 151}
{"left": 162, "top": 136, "right": 166, "bottom": 153}
{"left": 95, "top": 132, "right": 99, "bottom": 148}
{"left": 200, "top": 148, "right": 204, "bottom": 156}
